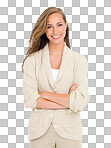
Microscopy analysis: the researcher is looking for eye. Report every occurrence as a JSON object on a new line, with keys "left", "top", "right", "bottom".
{"left": 47, "top": 26, "right": 52, "bottom": 28}
{"left": 58, "top": 24, "right": 62, "bottom": 26}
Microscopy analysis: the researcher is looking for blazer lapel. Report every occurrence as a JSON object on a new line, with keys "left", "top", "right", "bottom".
{"left": 42, "top": 42, "right": 70, "bottom": 90}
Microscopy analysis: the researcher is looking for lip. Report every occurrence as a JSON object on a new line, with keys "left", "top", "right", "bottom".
{"left": 51, "top": 34, "right": 61, "bottom": 39}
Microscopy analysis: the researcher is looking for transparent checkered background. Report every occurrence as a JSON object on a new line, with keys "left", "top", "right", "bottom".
{"left": 0, "top": 0, "right": 111, "bottom": 148}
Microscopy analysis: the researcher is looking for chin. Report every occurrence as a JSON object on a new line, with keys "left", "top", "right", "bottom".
{"left": 49, "top": 38, "right": 64, "bottom": 44}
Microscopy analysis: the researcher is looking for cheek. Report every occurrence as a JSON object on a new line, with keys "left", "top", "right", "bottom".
{"left": 60, "top": 27, "right": 66, "bottom": 33}
{"left": 46, "top": 30, "right": 52, "bottom": 36}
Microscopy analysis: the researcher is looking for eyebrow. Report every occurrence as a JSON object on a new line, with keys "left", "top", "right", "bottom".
{"left": 47, "top": 21, "right": 63, "bottom": 25}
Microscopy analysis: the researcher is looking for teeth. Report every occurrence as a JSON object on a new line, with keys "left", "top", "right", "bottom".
{"left": 52, "top": 35, "right": 60, "bottom": 38}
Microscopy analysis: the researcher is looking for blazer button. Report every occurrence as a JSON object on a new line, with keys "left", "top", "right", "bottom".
{"left": 54, "top": 124, "right": 58, "bottom": 128}
{"left": 34, "top": 109, "right": 38, "bottom": 112}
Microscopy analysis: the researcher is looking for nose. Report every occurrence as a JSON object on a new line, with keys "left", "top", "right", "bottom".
{"left": 53, "top": 26, "right": 59, "bottom": 33}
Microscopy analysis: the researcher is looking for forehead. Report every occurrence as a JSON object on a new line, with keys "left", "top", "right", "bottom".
{"left": 47, "top": 13, "right": 64, "bottom": 23}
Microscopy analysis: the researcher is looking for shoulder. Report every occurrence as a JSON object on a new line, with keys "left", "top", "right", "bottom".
{"left": 24, "top": 52, "right": 37, "bottom": 68}
{"left": 66, "top": 46, "right": 88, "bottom": 71}
{"left": 25, "top": 49, "right": 42, "bottom": 64}
{"left": 66, "top": 46, "right": 87, "bottom": 63}
{"left": 24, "top": 53, "right": 35, "bottom": 64}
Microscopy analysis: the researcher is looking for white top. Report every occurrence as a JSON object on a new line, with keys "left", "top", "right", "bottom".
{"left": 51, "top": 68, "right": 60, "bottom": 84}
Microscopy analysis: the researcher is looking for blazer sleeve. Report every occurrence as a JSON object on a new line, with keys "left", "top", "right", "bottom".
{"left": 22, "top": 54, "right": 41, "bottom": 109}
{"left": 69, "top": 55, "right": 90, "bottom": 113}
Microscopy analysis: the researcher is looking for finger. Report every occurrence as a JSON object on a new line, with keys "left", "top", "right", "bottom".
{"left": 74, "top": 83, "right": 79, "bottom": 86}
{"left": 71, "top": 84, "right": 78, "bottom": 89}
{"left": 71, "top": 86, "right": 78, "bottom": 90}
{"left": 71, "top": 85, "right": 78, "bottom": 89}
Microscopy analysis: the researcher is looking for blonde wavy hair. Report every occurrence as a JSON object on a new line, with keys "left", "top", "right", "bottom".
{"left": 22, "top": 7, "right": 71, "bottom": 73}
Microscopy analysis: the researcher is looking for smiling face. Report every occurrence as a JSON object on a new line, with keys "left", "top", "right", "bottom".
{"left": 45, "top": 13, "right": 67, "bottom": 45}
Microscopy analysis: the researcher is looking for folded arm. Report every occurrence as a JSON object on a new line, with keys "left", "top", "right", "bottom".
{"left": 37, "top": 83, "right": 79, "bottom": 110}
{"left": 37, "top": 92, "right": 70, "bottom": 109}
{"left": 36, "top": 96, "right": 68, "bottom": 109}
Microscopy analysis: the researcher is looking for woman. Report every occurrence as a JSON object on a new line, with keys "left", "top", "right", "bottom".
{"left": 22, "top": 7, "right": 90, "bottom": 148}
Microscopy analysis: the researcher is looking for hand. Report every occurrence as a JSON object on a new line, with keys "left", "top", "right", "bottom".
{"left": 38, "top": 91, "right": 46, "bottom": 98}
{"left": 69, "top": 83, "right": 79, "bottom": 94}
{"left": 38, "top": 91, "right": 43, "bottom": 97}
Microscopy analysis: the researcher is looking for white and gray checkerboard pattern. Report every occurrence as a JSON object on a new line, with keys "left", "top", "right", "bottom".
{"left": 0, "top": 0, "right": 111, "bottom": 148}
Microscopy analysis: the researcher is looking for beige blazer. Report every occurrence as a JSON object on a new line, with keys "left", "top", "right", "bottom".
{"left": 22, "top": 42, "right": 90, "bottom": 141}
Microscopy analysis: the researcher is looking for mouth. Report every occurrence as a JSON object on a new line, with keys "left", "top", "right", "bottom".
{"left": 51, "top": 34, "right": 61, "bottom": 39}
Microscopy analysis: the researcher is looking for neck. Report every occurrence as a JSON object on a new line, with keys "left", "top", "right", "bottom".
{"left": 48, "top": 42, "right": 65, "bottom": 55}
